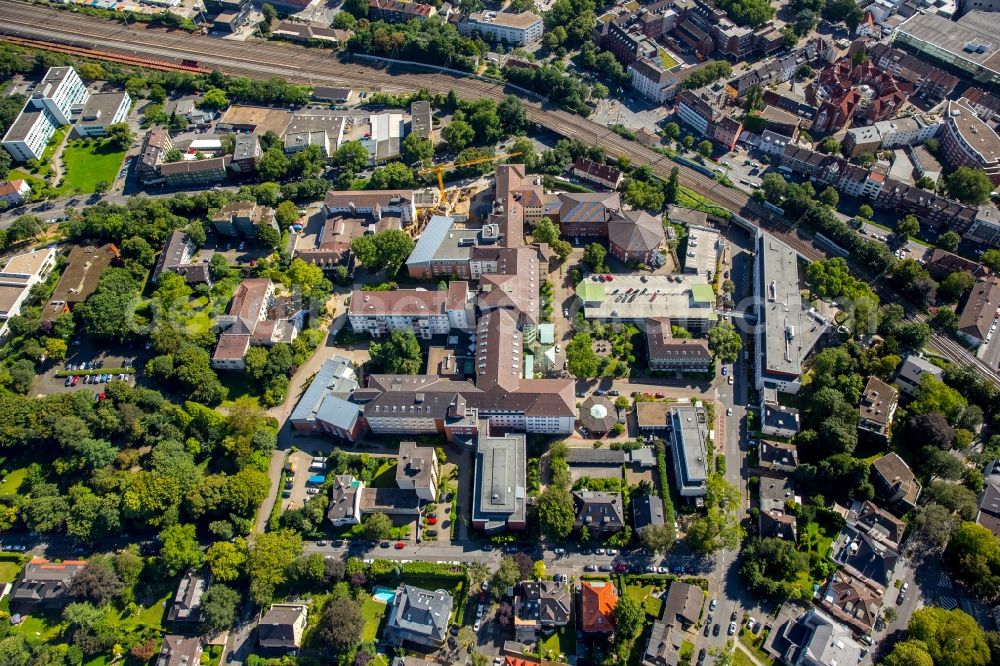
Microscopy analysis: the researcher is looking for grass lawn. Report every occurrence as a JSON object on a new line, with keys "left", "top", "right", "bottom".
{"left": 370, "top": 461, "right": 398, "bottom": 488}
{"left": 733, "top": 649, "right": 757, "bottom": 666}
{"left": 677, "top": 186, "right": 730, "bottom": 218}
{"left": 9, "top": 612, "right": 66, "bottom": 647}
{"left": 799, "top": 521, "right": 833, "bottom": 558}
{"left": 84, "top": 657, "right": 109, "bottom": 666}
{"left": 8, "top": 168, "right": 47, "bottom": 193}
{"left": 0, "top": 558, "right": 24, "bottom": 584}
{"left": 361, "top": 597, "right": 389, "bottom": 643}
{"left": 625, "top": 583, "right": 664, "bottom": 619}
{"left": 659, "top": 48, "right": 678, "bottom": 69}
{"left": 58, "top": 138, "right": 126, "bottom": 195}
{"left": 539, "top": 625, "right": 575, "bottom": 659}
{"left": 0, "top": 467, "right": 28, "bottom": 495}
{"left": 120, "top": 589, "right": 171, "bottom": 630}
{"left": 219, "top": 373, "right": 262, "bottom": 407}
{"left": 370, "top": 657, "right": 389, "bottom": 666}
{"left": 740, "top": 633, "right": 775, "bottom": 665}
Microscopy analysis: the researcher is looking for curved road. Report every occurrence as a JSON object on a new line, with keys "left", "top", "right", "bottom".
{"left": 0, "top": 0, "right": 996, "bottom": 387}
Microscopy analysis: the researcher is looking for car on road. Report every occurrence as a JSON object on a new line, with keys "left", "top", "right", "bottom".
{"left": 721, "top": 366, "right": 727, "bottom": 376}
{"left": 703, "top": 623, "right": 711, "bottom": 636}
{"left": 598, "top": 565, "right": 614, "bottom": 572}
{"left": 483, "top": 544, "right": 493, "bottom": 551}
{"left": 477, "top": 604, "right": 484, "bottom": 618}
{"left": 608, "top": 389, "right": 619, "bottom": 396}
{"left": 697, "top": 648, "right": 706, "bottom": 664}
{"left": 727, "top": 407, "right": 733, "bottom": 416}
{"left": 380, "top": 541, "right": 390, "bottom": 548}
{"left": 897, "top": 583, "right": 908, "bottom": 604}
{"left": 473, "top": 619, "right": 481, "bottom": 631}
{"left": 728, "top": 622, "right": 737, "bottom": 635}
{"left": 655, "top": 392, "right": 665, "bottom": 398}
{"left": 554, "top": 548, "right": 566, "bottom": 555}
{"left": 713, "top": 624, "right": 721, "bottom": 636}
{"left": 584, "top": 564, "right": 598, "bottom": 572}
{"left": 394, "top": 542, "right": 405, "bottom": 549}
{"left": 606, "top": 549, "right": 619, "bottom": 556}
{"left": 709, "top": 598, "right": 717, "bottom": 611}
{"left": 564, "top": 308, "right": 570, "bottom": 317}
{"left": 728, "top": 375, "right": 733, "bottom": 385}
{"left": 614, "top": 564, "right": 627, "bottom": 572}
{"left": 316, "top": 540, "right": 327, "bottom": 547}
{"left": 596, "top": 548, "right": 605, "bottom": 555}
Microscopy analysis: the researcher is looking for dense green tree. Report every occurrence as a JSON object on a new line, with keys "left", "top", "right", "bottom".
{"left": 708, "top": 321, "right": 742, "bottom": 364}
{"left": 442, "top": 119, "right": 475, "bottom": 151}
{"left": 316, "top": 598, "right": 364, "bottom": 648}
{"left": 199, "top": 88, "right": 230, "bottom": 111}
{"left": 565, "top": 332, "right": 601, "bottom": 379}
{"left": 740, "top": 537, "right": 809, "bottom": 599}
{"left": 362, "top": 512, "right": 393, "bottom": 540}
{"left": 937, "top": 231, "right": 961, "bottom": 253}
{"left": 498, "top": 95, "right": 528, "bottom": 134}
{"left": 401, "top": 133, "right": 434, "bottom": 165}
{"left": 491, "top": 557, "right": 521, "bottom": 600}
{"left": 946, "top": 166, "right": 994, "bottom": 205}
{"left": 333, "top": 140, "right": 370, "bottom": 173}
{"left": 105, "top": 123, "right": 134, "bottom": 151}
{"left": 247, "top": 530, "right": 303, "bottom": 606}
{"left": 257, "top": 147, "right": 290, "bottom": 181}
{"left": 881, "top": 640, "right": 934, "bottom": 666}
{"left": 582, "top": 243, "right": 607, "bottom": 272}
{"left": 946, "top": 522, "right": 1000, "bottom": 600}
{"left": 537, "top": 485, "right": 575, "bottom": 540}
{"left": 940, "top": 271, "right": 976, "bottom": 302}
{"left": 158, "top": 523, "right": 204, "bottom": 576}
{"left": 908, "top": 606, "right": 991, "bottom": 666}
{"left": 638, "top": 522, "right": 676, "bottom": 554}
{"left": 201, "top": 584, "right": 241, "bottom": 633}
{"left": 369, "top": 329, "right": 423, "bottom": 374}
{"left": 614, "top": 595, "right": 644, "bottom": 640}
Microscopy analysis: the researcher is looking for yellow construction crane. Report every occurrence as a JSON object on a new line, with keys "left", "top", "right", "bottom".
{"left": 419, "top": 152, "right": 521, "bottom": 207}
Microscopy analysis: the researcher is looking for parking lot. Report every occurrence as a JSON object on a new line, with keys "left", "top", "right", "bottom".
{"left": 281, "top": 450, "right": 319, "bottom": 512}
{"left": 31, "top": 339, "right": 144, "bottom": 397}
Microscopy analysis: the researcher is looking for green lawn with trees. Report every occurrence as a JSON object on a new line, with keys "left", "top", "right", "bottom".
{"left": 58, "top": 138, "right": 126, "bottom": 195}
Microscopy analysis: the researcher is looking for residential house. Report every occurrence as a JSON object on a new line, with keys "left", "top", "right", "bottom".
{"left": 166, "top": 570, "right": 208, "bottom": 622}
{"left": 257, "top": 604, "right": 308, "bottom": 651}
{"left": 668, "top": 404, "right": 709, "bottom": 498}
{"left": 0, "top": 179, "right": 30, "bottom": 206}
{"left": 159, "top": 156, "right": 231, "bottom": 187}
{"left": 642, "top": 581, "right": 703, "bottom": 666}
{"left": 573, "top": 157, "right": 624, "bottom": 190}
{"left": 348, "top": 283, "right": 474, "bottom": 339}
{"left": 212, "top": 201, "right": 278, "bottom": 239}
{"left": 831, "top": 523, "right": 899, "bottom": 593}
{"left": 760, "top": 392, "right": 800, "bottom": 439}
{"left": 871, "top": 452, "right": 921, "bottom": 514}
{"left": 230, "top": 134, "right": 260, "bottom": 174}
{"left": 157, "top": 636, "right": 203, "bottom": 666}
{"left": 138, "top": 129, "right": 172, "bottom": 184}
{"left": 633, "top": 494, "right": 665, "bottom": 532}
{"left": 580, "top": 581, "right": 618, "bottom": 635}
{"left": 850, "top": 500, "right": 906, "bottom": 550}
{"left": 759, "top": 508, "right": 798, "bottom": 541}
{"left": 757, "top": 441, "right": 798, "bottom": 475}
{"left": 11, "top": 559, "right": 85, "bottom": 612}
{"left": 819, "top": 570, "right": 882, "bottom": 635}
{"left": 858, "top": 377, "right": 898, "bottom": 441}
{"left": 367, "top": 0, "right": 436, "bottom": 22}
{"left": 645, "top": 318, "right": 712, "bottom": 373}
{"left": 327, "top": 474, "right": 365, "bottom": 526}
{"left": 894, "top": 354, "right": 943, "bottom": 397}
{"left": 957, "top": 276, "right": 1000, "bottom": 346}
{"left": 925, "top": 248, "right": 988, "bottom": 281}
{"left": 574, "top": 491, "right": 625, "bottom": 533}
{"left": 977, "top": 460, "right": 1000, "bottom": 537}
{"left": 152, "top": 230, "right": 212, "bottom": 286}
{"left": 397, "top": 441, "right": 439, "bottom": 501}
{"left": 763, "top": 605, "right": 863, "bottom": 666}
{"left": 385, "top": 585, "right": 453, "bottom": 648}
{"left": 513, "top": 580, "right": 571, "bottom": 641}
{"left": 211, "top": 278, "right": 300, "bottom": 370}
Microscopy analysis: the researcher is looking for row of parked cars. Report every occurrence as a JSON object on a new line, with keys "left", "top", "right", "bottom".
{"left": 65, "top": 373, "right": 130, "bottom": 387}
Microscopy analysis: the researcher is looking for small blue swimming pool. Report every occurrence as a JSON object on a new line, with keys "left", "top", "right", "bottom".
{"left": 373, "top": 586, "right": 396, "bottom": 604}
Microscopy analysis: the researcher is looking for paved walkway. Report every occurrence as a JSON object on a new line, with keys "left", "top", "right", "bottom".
{"left": 253, "top": 449, "right": 288, "bottom": 533}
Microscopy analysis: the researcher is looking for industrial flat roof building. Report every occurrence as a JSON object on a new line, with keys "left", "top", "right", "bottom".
{"left": 576, "top": 274, "right": 717, "bottom": 332}
{"left": 471, "top": 422, "right": 527, "bottom": 533}
{"left": 754, "top": 233, "right": 829, "bottom": 394}
{"left": 668, "top": 404, "right": 708, "bottom": 498}
{"left": 894, "top": 11, "right": 1000, "bottom": 86}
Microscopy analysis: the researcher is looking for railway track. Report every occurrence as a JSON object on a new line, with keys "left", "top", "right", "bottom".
{"left": 1, "top": 0, "right": 996, "bottom": 387}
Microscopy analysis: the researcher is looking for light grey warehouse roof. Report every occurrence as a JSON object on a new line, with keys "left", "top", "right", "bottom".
{"left": 472, "top": 429, "right": 526, "bottom": 530}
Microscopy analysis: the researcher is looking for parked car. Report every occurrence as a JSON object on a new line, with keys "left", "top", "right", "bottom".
{"left": 709, "top": 599, "right": 717, "bottom": 611}
{"left": 584, "top": 564, "right": 598, "bottom": 572}
{"left": 394, "top": 542, "right": 405, "bottom": 549}
{"left": 713, "top": 624, "right": 721, "bottom": 636}
{"left": 728, "top": 622, "right": 737, "bottom": 635}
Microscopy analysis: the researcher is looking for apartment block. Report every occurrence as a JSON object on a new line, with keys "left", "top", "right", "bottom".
{"left": 460, "top": 11, "right": 543, "bottom": 45}
{"left": 348, "top": 282, "right": 474, "bottom": 338}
